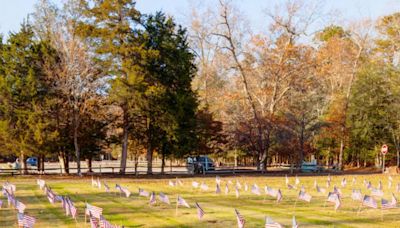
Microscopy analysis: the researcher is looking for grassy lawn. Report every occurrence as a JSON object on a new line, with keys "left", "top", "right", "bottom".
{"left": 0, "top": 174, "right": 399, "bottom": 227}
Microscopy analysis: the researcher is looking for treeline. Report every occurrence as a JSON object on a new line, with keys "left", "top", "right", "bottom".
{"left": 0, "top": 0, "right": 220, "bottom": 174}
{"left": 1, "top": 0, "right": 400, "bottom": 174}
{"left": 189, "top": 1, "right": 400, "bottom": 170}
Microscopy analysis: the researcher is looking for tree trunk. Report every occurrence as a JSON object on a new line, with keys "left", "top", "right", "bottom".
{"left": 146, "top": 118, "right": 153, "bottom": 174}
{"left": 73, "top": 111, "right": 81, "bottom": 175}
{"left": 87, "top": 158, "right": 92, "bottom": 173}
{"left": 134, "top": 154, "right": 138, "bottom": 176}
{"left": 58, "top": 152, "right": 66, "bottom": 174}
{"left": 64, "top": 153, "right": 69, "bottom": 174}
{"left": 41, "top": 155, "right": 45, "bottom": 172}
{"left": 20, "top": 152, "right": 28, "bottom": 175}
{"left": 120, "top": 106, "right": 129, "bottom": 174}
{"left": 338, "top": 130, "right": 345, "bottom": 170}
{"left": 161, "top": 152, "right": 165, "bottom": 174}
{"left": 36, "top": 155, "right": 42, "bottom": 172}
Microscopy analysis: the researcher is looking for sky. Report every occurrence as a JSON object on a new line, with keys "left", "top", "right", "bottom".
{"left": 0, "top": 0, "right": 400, "bottom": 36}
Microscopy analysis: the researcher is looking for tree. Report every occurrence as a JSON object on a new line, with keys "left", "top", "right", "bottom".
{"left": 77, "top": 0, "right": 143, "bottom": 174}
{"left": 140, "top": 12, "right": 198, "bottom": 174}
{"left": 0, "top": 23, "right": 57, "bottom": 173}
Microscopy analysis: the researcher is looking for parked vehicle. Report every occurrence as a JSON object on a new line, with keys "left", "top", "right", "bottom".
{"left": 187, "top": 156, "right": 215, "bottom": 174}
{"left": 300, "top": 159, "right": 322, "bottom": 173}
{"left": 26, "top": 157, "right": 38, "bottom": 167}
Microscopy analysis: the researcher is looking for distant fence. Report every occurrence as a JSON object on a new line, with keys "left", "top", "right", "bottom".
{"left": 0, "top": 162, "right": 336, "bottom": 176}
{"left": 0, "top": 163, "right": 286, "bottom": 176}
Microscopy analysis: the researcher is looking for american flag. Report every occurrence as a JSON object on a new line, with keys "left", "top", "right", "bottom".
{"left": 236, "top": 181, "right": 242, "bottom": 189}
{"left": 341, "top": 178, "right": 347, "bottom": 187}
{"left": 352, "top": 177, "right": 356, "bottom": 185}
{"left": 235, "top": 186, "right": 240, "bottom": 198}
{"left": 316, "top": 185, "right": 326, "bottom": 194}
{"left": 381, "top": 198, "right": 396, "bottom": 209}
{"left": 276, "top": 189, "right": 282, "bottom": 202}
{"left": 70, "top": 203, "right": 77, "bottom": 219}
{"left": 244, "top": 183, "right": 248, "bottom": 192}
{"left": 149, "top": 192, "right": 156, "bottom": 205}
{"left": 216, "top": 184, "right": 221, "bottom": 194}
{"left": 16, "top": 200, "right": 26, "bottom": 213}
{"left": 122, "top": 187, "right": 131, "bottom": 198}
{"left": 17, "top": 212, "right": 24, "bottom": 227}
{"left": 326, "top": 180, "right": 331, "bottom": 188}
{"left": 200, "top": 182, "right": 208, "bottom": 191}
{"left": 225, "top": 184, "right": 229, "bottom": 195}
{"left": 169, "top": 180, "right": 176, "bottom": 187}
{"left": 228, "top": 180, "right": 233, "bottom": 185}
{"left": 177, "top": 196, "right": 190, "bottom": 208}
{"left": 378, "top": 181, "right": 382, "bottom": 190}
{"left": 333, "top": 186, "right": 342, "bottom": 196}
{"left": 251, "top": 184, "right": 261, "bottom": 195}
{"left": 100, "top": 215, "right": 120, "bottom": 228}
{"left": 234, "top": 209, "right": 245, "bottom": 228}
{"left": 97, "top": 178, "right": 102, "bottom": 189}
{"left": 265, "top": 186, "right": 278, "bottom": 197}
{"left": 18, "top": 213, "right": 36, "bottom": 228}
{"left": 192, "top": 181, "right": 199, "bottom": 188}
{"left": 351, "top": 189, "right": 363, "bottom": 201}
{"left": 216, "top": 176, "right": 221, "bottom": 185}
{"left": 287, "top": 184, "right": 294, "bottom": 190}
{"left": 139, "top": 188, "right": 149, "bottom": 197}
{"left": 285, "top": 175, "right": 289, "bottom": 185}
{"left": 265, "top": 216, "right": 282, "bottom": 228}
{"left": 397, "top": 183, "right": 400, "bottom": 192}
{"left": 295, "top": 176, "right": 300, "bottom": 185}
{"left": 89, "top": 211, "right": 99, "bottom": 228}
{"left": 195, "top": 202, "right": 205, "bottom": 219}
{"left": 327, "top": 192, "right": 341, "bottom": 210}
{"left": 362, "top": 195, "right": 377, "bottom": 209}
{"left": 46, "top": 190, "right": 55, "bottom": 204}
{"left": 104, "top": 182, "right": 110, "bottom": 193}
{"left": 86, "top": 203, "right": 103, "bottom": 219}
{"left": 37, "top": 179, "right": 46, "bottom": 190}
{"left": 313, "top": 179, "right": 317, "bottom": 188}
{"left": 298, "top": 191, "right": 312, "bottom": 202}
{"left": 177, "top": 179, "right": 184, "bottom": 186}
{"left": 91, "top": 176, "right": 97, "bottom": 187}
{"left": 300, "top": 185, "right": 305, "bottom": 192}
{"left": 388, "top": 180, "right": 392, "bottom": 189}
{"left": 381, "top": 193, "right": 397, "bottom": 209}
{"left": 159, "top": 192, "right": 170, "bottom": 205}
{"left": 292, "top": 216, "right": 298, "bottom": 228}
{"left": 366, "top": 181, "right": 372, "bottom": 189}
{"left": 0, "top": 199, "right": 2, "bottom": 208}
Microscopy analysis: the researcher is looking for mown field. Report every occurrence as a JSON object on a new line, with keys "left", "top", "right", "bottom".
{"left": 0, "top": 174, "right": 399, "bottom": 227}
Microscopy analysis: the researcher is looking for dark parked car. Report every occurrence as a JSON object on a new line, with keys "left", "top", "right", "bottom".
{"left": 187, "top": 156, "right": 215, "bottom": 174}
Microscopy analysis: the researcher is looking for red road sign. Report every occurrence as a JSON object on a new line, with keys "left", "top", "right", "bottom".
{"left": 381, "top": 144, "right": 388, "bottom": 155}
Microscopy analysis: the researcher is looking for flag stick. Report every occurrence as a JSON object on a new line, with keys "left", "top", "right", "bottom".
{"left": 175, "top": 195, "right": 179, "bottom": 216}
{"left": 293, "top": 198, "right": 298, "bottom": 212}
{"left": 356, "top": 202, "right": 362, "bottom": 216}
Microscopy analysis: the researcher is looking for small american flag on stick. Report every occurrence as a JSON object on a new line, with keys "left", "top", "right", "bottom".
{"left": 177, "top": 196, "right": 190, "bottom": 208}
{"left": 234, "top": 209, "right": 245, "bottom": 228}
{"left": 362, "top": 195, "right": 377, "bottom": 209}
{"left": 195, "top": 202, "right": 205, "bottom": 219}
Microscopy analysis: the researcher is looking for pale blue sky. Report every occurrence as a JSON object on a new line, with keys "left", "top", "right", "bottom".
{"left": 0, "top": 0, "right": 399, "bottom": 36}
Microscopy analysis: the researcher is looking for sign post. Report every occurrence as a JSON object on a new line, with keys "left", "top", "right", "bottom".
{"left": 381, "top": 144, "right": 388, "bottom": 173}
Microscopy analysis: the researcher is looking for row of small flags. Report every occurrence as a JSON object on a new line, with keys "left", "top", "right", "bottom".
{"left": 2, "top": 182, "right": 35, "bottom": 228}
{"left": 235, "top": 208, "right": 299, "bottom": 228}
{"left": 37, "top": 179, "right": 78, "bottom": 220}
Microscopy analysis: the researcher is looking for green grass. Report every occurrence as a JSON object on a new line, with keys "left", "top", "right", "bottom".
{"left": 0, "top": 174, "right": 399, "bottom": 227}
